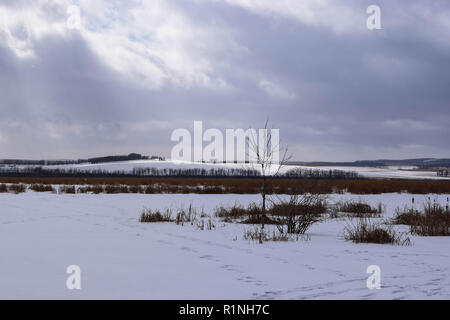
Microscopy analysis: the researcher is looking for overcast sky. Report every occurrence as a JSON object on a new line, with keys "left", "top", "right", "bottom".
{"left": 0, "top": 0, "right": 449, "bottom": 161}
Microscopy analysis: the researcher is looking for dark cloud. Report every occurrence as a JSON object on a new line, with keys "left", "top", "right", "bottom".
{"left": 0, "top": 0, "right": 449, "bottom": 160}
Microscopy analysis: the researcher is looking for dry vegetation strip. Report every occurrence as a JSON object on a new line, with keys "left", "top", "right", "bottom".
{"left": 1, "top": 177, "right": 450, "bottom": 194}
{"left": 393, "top": 203, "right": 450, "bottom": 236}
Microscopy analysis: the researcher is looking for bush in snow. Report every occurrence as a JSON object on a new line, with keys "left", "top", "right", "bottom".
{"left": 59, "top": 185, "right": 76, "bottom": 194}
{"left": 8, "top": 184, "right": 27, "bottom": 194}
{"left": 270, "top": 194, "right": 326, "bottom": 234}
{"left": 243, "top": 226, "right": 310, "bottom": 243}
{"left": 343, "top": 218, "right": 410, "bottom": 245}
{"left": 139, "top": 208, "right": 173, "bottom": 223}
{"left": 175, "top": 204, "right": 197, "bottom": 226}
{"left": 104, "top": 185, "right": 130, "bottom": 194}
{"left": 270, "top": 194, "right": 328, "bottom": 217}
{"left": 333, "top": 199, "right": 383, "bottom": 218}
{"left": 77, "top": 184, "right": 104, "bottom": 194}
{"left": 29, "top": 184, "right": 55, "bottom": 193}
{"left": 393, "top": 200, "right": 450, "bottom": 236}
{"left": 214, "top": 202, "right": 261, "bottom": 219}
{"left": 0, "top": 184, "right": 7, "bottom": 193}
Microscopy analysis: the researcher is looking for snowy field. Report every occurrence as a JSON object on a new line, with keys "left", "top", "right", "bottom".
{"left": 1, "top": 191, "right": 450, "bottom": 299}
{"left": 42, "top": 159, "right": 450, "bottom": 180}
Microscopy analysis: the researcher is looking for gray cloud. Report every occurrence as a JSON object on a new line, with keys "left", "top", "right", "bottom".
{"left": 0, "top": 0, "right": 449, "bottom": 160}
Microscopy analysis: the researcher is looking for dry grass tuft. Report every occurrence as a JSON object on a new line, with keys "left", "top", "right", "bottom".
{"left": 343, "top": 218, "right": 411, "bottom": 245}
{"left": 393, "top": 201, "right": 450, "bottom": 236}
{"left": 139, "top": 208, "right": 173, "bottom": 223}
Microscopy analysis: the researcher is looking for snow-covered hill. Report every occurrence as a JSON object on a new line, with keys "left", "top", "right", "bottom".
{"left": 43, "top": 159, "right": 449, "bottom": 180}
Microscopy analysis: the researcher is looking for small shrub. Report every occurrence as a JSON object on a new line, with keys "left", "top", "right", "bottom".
{"left": 144, "top": 185, "right": 156, "bottom": 194}
{"left": 343, "top": 218, "right": 410, "bottom": 245}
{"left": 393, "top": 207, "right": 421, "bottom": 225}
{"left": 175, "top": 204, "right": 197, "bottom": 225}
{"left": 105, "top": 185, "right": 126, "bottom": 194}
{"left": 129, "top": 185, "right": 144, "bottom": 193}
{"left": 8, "top": 184, "right": 27, "bottom": 194}
{"left": 393, "top": 202, "right": 450, "bottom": 236}
{"left": 276, "top": 214, "right": 318, "bottom": 234}
{"left": 335, "top": 200, "right": 382, "bottom": 218}
{"left": 139, "top": 208, "right": 173, "bottom": 223}
{"left": 59, "top": 185, "right": 76, "bottom": 194}
{"left": 78, "top": 185, "right": 104, "bottom": 194}
{"left": 29, "top": 184, "right": 55, "bottom": 192}
{"left": 269, "top": 194, "right": 328, "bottom": 217}
{"left": 214, "top": 202, "right": 261, "bottom": 219}
{"left": 0, "top": 184, "right": 8, "bottom": 193}
{"left": 91, "top": 185, "right": 104, "bottom": 194}
{"left": 270, "top": 194, "right": 325, "bottom": 234}
{"left": 241, "top": 214, "right": 279, "bottom": 225}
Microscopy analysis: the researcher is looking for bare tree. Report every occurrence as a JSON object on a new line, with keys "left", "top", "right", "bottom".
{"left": 270, "top": 193, "right": 328, "bottom": 234}
{"left": 246, "top": 119, "right": 291, "bottom": 229}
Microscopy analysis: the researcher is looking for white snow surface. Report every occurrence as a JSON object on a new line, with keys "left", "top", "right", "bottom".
{"left": 43, "top": 160, "right": 449, "bottom": 180}
{"left": 1, "top": 191, "right": 450, "bottom": 299}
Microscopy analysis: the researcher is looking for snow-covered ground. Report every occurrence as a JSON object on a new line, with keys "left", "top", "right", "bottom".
{"left": 294, "top": 165, "right": 448, "bottom": 180}
{"left": 40, "top": 159, "right": 449, "bottom": 180}
{"left": 1, "top": 191, "right": 449, "bottom": 299}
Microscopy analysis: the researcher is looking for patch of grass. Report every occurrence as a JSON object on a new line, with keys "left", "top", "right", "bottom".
{"left": 0, "top": 184, "right": 8, "bottom": 193}
{"left": 335, "top": 200, "right": 383, "bottom": 218}
{"left": 139, "top": 208, "right": 173, "bottom": 223}
{"left": 8, "top": 184, "right": 27, "bottom": 194}
{"left": 2, "top": 177, "right": 450, "bottom": 194}
{"left": 241, "top": 214, "right": 279, "bottom": 225}
{"left": 276, "top": 214, "right": 318, "bottom": 235}
{"left": 242, "top": 227, "right": 271, "bottom": 244}
{"left": 393, "top": 201, "right": 450, "bottom": 236}
{"left": 270, "top": 194, "right": 326, "bottom": 234}
{"left": 59, "top": 185, "right": 76, "bottom": 194}
{"left": 269, "top": 195, "right": 328, "bottom": 217}
{"left": 214, "top": 202, "right": 261, "bottom": 219}
{"left": 175, "top": 204, "right": 198, "bottom": 226}
{"left": 215, "top": 194, "right": 327, "bottom": 230}
{"left": 128, "top": 185, "right": 144, "bottom": 193}
{"left": 243, "top": 226, "right": 311, "bottom": 243}
{"left": 29, "top": 184, "right": 55, "bottom": 192}
{"left": 77, "top": 185, "right": 104, "bottom": 194}
{"left": 104, "top": 185, "right": 122, "bottom": 194}
{"left": 393, "top": 207, "right": 421, "bottom": 225}
{"left": 343, "top": 218, "right": 411, "bottom": 245}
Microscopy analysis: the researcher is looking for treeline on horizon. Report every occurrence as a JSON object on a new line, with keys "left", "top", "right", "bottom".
{"left": 0, "top": 166, "right": 360, "bottom": 180}
{"left": 0, "top": 153, "right": 161, "bottom": 166}
{"left": 437, "top": 169, "right": 449, "bottom": 177}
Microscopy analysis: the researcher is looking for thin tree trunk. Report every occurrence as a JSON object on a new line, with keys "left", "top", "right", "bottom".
{"left": 262, "top": 176, "right": 266, "bottom": 229}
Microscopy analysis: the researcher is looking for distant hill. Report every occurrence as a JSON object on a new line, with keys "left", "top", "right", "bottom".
{"left": 288, "top": 158, "right": 450, "bottom": 168}
{"left": 0, "top": 153, "right": 156, "bottom": 166}
{"left": 2, "top": 155, "right": 450, "bottom": 168}
{"left": 87, "top": 153, "right": 148, "bottom": 164}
